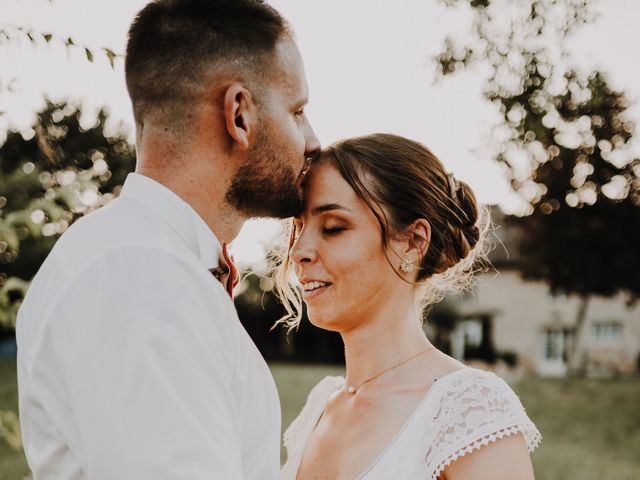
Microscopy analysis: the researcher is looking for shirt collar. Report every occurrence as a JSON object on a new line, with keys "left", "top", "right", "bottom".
{"left": 120, "top": 173, "right": 221, "bottom": 270}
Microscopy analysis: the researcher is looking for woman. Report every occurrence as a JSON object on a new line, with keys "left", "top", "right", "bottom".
{"left": 278, "top": 134, "right": 541, "bottom": 479}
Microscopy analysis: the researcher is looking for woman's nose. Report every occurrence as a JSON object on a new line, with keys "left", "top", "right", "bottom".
{"left": 290, "top": 231, "right": 317, "bottom": 265}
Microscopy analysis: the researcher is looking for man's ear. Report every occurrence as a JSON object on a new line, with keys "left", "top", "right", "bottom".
{"left": 401, "top": 219, "right": 431, "bottom": 260}
{"left": 223, "top": 84, "right": 255, "bottom": 151}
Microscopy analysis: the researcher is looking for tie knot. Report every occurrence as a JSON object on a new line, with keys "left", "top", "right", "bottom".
{"left": 209, "top": 264, "right": 229, "bottom": 282}
{"left": 210, "top": 242, "right": 239, "bottom": 298}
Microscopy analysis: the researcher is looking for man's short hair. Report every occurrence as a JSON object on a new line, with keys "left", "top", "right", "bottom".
{"left": 125, "top": 0, "right": 291, "bottom": 125}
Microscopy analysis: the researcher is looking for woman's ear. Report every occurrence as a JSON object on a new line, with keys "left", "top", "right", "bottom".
{"left": 223, "top": 83, "right": 255, "bottom": 150}
{"left": 402, "top": 219, "right": 431, "bottom": 260}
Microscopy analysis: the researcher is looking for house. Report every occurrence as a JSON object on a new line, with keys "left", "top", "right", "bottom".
{"left": 429, "top": 208, "right": 640, "bottom": 377}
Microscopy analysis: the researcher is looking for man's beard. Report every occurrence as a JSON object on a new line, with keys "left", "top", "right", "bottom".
{"left": 225, "top": 126, "right": 304, "bottom": 219}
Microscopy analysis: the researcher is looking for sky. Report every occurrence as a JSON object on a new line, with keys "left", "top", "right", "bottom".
{"left": 2, "top": 0, "right": 639, "bottom": 264}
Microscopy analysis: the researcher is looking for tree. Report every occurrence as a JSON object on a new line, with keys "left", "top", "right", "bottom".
{"left": 0, "top": 100, "right": 136, "bottom": 328}
{"left": 435, "top": 0, "right": 640, "bottom": 373}
{"left": 0, "top": 2, "right": 128, "bottom": 455}
{"left": 0, "top": 0, "right": 120, "bottom": 97}
{"left": 1, "top": 0, "right": 127, "bottom": 327}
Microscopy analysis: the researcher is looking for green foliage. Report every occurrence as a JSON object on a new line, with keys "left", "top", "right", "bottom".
{"left": 0, "top": 25, "right": 122, "bottom": 74}
{"left": 0, "top": 100, "right": 136, "bottom": 328}
{"left": 0, "top": 278, "right": 29, "bottom": 329}
{"left": 506, "top": 73, "right": 640, "bottom": 301}
{"left": 0, "top": 1, "right": 121, "bottom": 99}
{"left": 435, "top": 0, "right": 640, "bottom": 303}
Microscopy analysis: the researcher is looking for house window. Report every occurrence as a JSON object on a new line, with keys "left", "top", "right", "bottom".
{"left": 544, "top": 329, "right": 572, "bottom": 361}
{"left": 460, "top": 320, "right": 483, "bottom": 348}
{"left": 592, "top": 322, "right": 622, "bottom": 344}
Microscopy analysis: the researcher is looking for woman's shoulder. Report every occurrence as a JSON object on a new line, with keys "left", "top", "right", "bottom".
{"left": 423, "top": 366, "right": 541, "bottom": 480}
{"left": 436, "top": 366, "right": 517, "bottom": 397}
{"left": 431, "top": 366, "right": 537, "bottom": 435}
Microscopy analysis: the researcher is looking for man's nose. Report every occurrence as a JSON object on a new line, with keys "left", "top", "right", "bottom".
{"left": 304, "top": 121, "right": 321, "bottom": 158}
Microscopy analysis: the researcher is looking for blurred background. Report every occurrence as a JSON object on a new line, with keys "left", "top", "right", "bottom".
{"left": 1, "top": 0, "right": 639, "bottom": 479}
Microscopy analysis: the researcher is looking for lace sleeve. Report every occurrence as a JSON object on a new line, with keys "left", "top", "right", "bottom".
{"left": 425, "top": 369, "right": 541, "bottom": 480}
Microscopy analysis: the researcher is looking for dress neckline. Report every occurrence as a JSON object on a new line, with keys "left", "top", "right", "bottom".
{"left": 293, "top": 367, "right": 471, "bottom": 480}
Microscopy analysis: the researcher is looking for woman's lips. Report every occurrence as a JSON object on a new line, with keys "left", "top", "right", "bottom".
{"left": 301, "top": 283, "right": 332, "bottom": 300}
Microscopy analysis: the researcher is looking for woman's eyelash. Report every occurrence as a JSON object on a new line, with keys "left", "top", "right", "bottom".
{"left": 322, "top": 227, "right": 346, "bottom": 235}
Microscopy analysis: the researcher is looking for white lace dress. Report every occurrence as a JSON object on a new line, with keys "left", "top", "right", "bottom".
{"left": 282, "top": 367, "right": 541, "bottom": 480}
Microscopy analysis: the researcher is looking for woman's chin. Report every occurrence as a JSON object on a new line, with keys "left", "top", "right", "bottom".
{"left": 306, "top": 310, "right": 344, "bottom": 332}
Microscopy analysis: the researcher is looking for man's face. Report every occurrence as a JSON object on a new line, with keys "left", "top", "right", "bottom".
{"left": 226, "top": 39, "right": 320, "bottom": 219}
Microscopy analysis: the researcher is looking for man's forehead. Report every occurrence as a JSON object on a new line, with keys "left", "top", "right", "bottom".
{"left": 274, "top": 37, "right": 303, "bottom": 70}
{"left": 272, "top": 38, "right": 308, "bottom": 97}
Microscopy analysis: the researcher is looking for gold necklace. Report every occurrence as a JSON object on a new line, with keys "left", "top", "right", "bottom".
{"left": 344, "top": 346, "right": 437, "bottom": 395}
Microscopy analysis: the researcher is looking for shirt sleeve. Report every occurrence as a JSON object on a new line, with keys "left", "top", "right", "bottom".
{"left": 45, "top": 245, "right": 244, "bottom": 479}
{"left": 425, "top": 369, "right": 541, "bottom": 480}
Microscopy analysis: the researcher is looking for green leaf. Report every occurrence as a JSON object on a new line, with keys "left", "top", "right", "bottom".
{"left": 85, "top": 47, "right": 93, "bottom": 62}
{"left": 0, "top": 221, "right": 20, "bottom": 252}
{"left": 43, "top": 33, "right": 53, "bottom": 43}
{"left": 103, "top": 48, "right": 117, "bottom": 68}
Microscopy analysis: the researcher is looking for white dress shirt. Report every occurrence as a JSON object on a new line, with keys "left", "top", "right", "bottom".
{"left": 17, "top": 173, "right": 281, "bottom": 479}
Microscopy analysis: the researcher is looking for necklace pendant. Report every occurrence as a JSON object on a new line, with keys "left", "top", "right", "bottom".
{"left": 346, "top": 385, "right": 356, "bottom": 394}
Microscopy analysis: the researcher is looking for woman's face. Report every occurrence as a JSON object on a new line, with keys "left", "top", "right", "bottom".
{"left": 290, "top": 160, "right": 404, "bottom": 331}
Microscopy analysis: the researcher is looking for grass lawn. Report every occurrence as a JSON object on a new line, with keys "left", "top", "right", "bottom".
{"left": 1, "top": 359, "right": 638, "bottom": 479}
{"left": 0, "top": 359, "right": 28, "bottom": 480}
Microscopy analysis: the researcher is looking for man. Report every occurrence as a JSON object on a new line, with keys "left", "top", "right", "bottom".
{"left": 16, "top": 0, "right": 320, "bottom": 478}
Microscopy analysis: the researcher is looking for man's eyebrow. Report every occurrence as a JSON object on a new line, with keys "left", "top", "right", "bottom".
{"left": 311, "top": 204, "right": 352, "bottom": 215}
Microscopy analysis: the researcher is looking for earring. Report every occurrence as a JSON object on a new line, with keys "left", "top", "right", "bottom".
{"left": 400, "top": 259, "right": 415, "bottom": 273}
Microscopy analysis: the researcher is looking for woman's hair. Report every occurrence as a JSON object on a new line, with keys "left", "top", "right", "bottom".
{"left": 273, "top": 133, "right": 491, "bottom": 330}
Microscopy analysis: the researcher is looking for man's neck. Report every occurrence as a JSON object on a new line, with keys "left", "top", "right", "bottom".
{"left": 135, "top": 115, "right": 246, "bottom": 243}
{"left": 135, "top": 165, "right": 245, "bottom": 245}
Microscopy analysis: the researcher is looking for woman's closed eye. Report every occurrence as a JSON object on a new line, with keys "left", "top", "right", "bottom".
{"left": 322, "top": 226, "right": 347, "bottom": 235}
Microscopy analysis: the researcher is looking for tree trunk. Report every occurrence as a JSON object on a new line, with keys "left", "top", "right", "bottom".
{"left": 568, "top": 296, "right": 591, "bottom": 376}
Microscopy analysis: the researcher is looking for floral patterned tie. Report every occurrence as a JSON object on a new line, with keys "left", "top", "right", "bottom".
{"left": 209, "top": 242, "right": 239, "bottom": 298}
